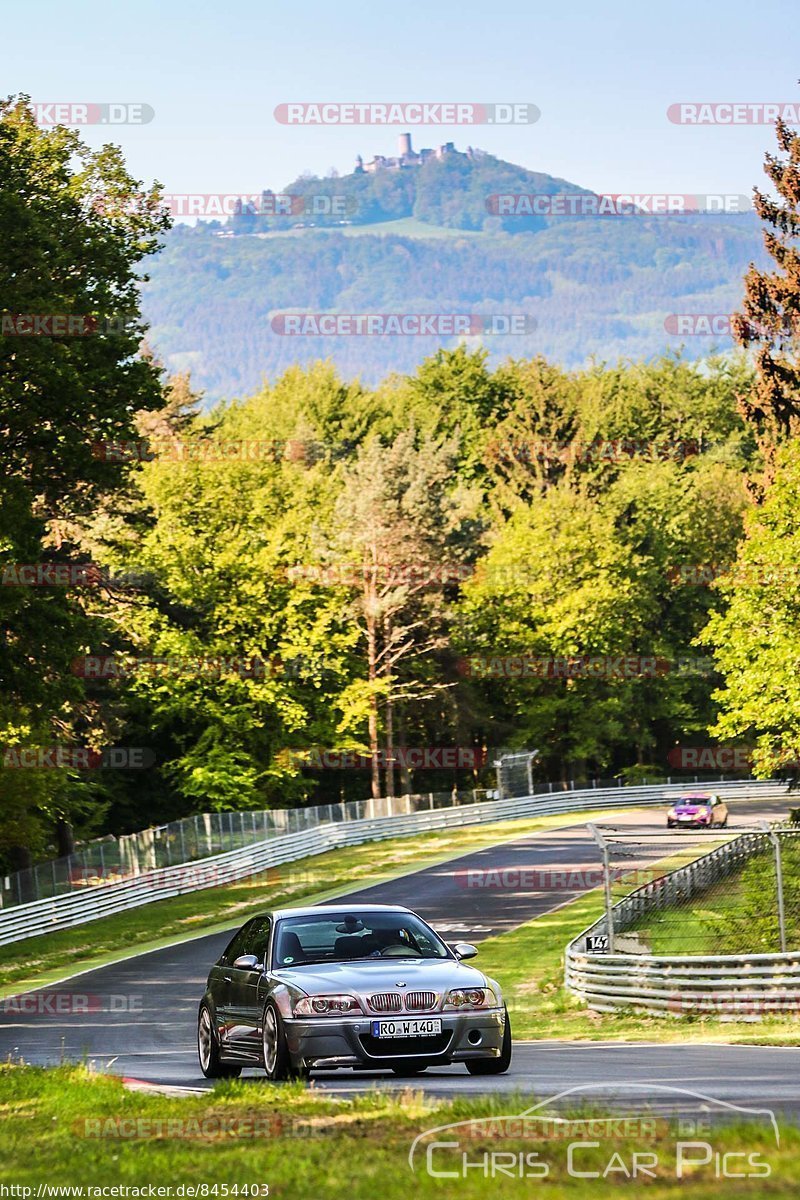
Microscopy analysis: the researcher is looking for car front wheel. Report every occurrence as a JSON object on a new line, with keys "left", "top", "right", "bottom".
{"left": 466, "top": 1007, "right": 512, "bottom": 1075}
{"left": 262, "top": 1001, "right": 307, "bottom": 1081}
{"left": 198, "top": 1004, "right": 241, "bottom": 1079}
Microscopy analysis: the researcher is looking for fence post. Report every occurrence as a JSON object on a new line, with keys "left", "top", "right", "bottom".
{"left": 588, "top": 823, "right": 615, "bottom": 953}
{"left": 526, "top": 754, "right": 534, "bottom": 797}
{"left": 767, "top": 826, "right": 787, "bottom": 953}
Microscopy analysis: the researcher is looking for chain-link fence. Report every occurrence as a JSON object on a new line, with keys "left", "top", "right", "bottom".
{"left": 0, "top": 788, "right": 495, "bottom": 909}
{"left": 495, "top": 752, "right": 753, "bottom": 799}
{"left": 495, "top": 750, "right": 538, "bottom": 798}
{"left": 0, "top": 759, "right": 767, "bottom": 909}
{"left": 588, "top": 816, "right": 800, "bottom": 956}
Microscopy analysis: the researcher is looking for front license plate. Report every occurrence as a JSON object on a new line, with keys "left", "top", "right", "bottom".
{"left": 371, "top": 1018, "right": 442, "bottom": 1038}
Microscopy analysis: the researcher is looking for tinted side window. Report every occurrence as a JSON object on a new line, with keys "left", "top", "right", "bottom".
{"left": 220, "top": 921, "right": 254, "bottom": 965}
{"left": 249, "top": 917, "right": 272, "bottom": 963}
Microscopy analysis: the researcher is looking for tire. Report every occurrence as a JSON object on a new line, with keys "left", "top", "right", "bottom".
{"left": 262, "top": 1000, "right": 307, "bottom": 1081}
{"left": 466, "top": 1007, "right": 512, "bottom": 1076}
{"left": 198, "top": 1004, "right": 241, "bottom": 1080}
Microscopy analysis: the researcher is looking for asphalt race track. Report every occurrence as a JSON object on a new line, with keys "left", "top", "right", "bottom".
{"left": 2, "top": 797, "right": 799, "bottom": 1118}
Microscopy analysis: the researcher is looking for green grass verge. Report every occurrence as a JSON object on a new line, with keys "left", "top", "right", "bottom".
{"left": 471, "top": 872, "right": 800, "bottom": 1045}
{"left": 632, "top": 877, "right": 749, "bottom": 956}
{"left": 0, "top": 1064, "right": 795, "bottom": 1196}
{"left": 0, "top": 809, "right": 632, "bottom": 996}
{"left": 415, "top": 834, "right": 795, "bottom": 1044}
{"left": 632, "top": 839, "right": 800, "bottom": 957}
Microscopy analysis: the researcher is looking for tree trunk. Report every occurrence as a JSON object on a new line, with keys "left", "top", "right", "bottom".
{"left": 385, "top": 692, "right": 396, "bottom": 798}
{"left": 6, "top": 845, "right": 32, "bottom": 871}
{"left": 398, "top": 710, "right": 412, "bottom": 794}
{"left": 365, "top": 591, "right": 381, "bottom": 801}
{"left": 56, "top": 817, "right": 75, "bottom": 858}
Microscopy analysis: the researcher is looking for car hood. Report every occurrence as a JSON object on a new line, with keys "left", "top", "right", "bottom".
{"left": 272, "top": 957, "right": 489, "bottom": 996}
{"left": 673, "top": 803, "right": 710, "bottom": 814}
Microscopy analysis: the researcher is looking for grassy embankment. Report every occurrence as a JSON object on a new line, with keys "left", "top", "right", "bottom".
{"left": 0, "top": 1063, "right": 795, "bottom": 1197}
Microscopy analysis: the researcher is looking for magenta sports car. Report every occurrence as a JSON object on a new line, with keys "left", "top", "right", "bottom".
{"left": 666, "top": 793, "right": 728, "bottom": 829}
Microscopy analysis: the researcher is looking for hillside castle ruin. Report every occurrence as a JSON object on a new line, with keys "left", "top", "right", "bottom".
{"left": 355, "top": 133, "right": 479, "bottom": 173}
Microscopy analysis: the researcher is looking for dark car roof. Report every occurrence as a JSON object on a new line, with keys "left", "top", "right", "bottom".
{"left": 272, "top": 903, "right": 414, "bottom": 920}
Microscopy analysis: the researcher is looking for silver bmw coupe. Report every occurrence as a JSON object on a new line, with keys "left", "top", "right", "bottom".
{"left": 197, "top": 904, "right": 511, "bottom": 1080}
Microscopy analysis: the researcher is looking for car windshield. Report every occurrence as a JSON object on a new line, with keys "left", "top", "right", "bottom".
{"left": 272, "top": 911, "right": 451, "bottom": 967}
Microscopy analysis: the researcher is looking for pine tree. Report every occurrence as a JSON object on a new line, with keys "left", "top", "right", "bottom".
{"left": 733, "top": 111, "right": 800, "bottom": 488}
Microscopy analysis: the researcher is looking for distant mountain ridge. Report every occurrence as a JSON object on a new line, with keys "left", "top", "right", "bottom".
{"left": 140, "top": 142, "right": 764, "bottom": 399}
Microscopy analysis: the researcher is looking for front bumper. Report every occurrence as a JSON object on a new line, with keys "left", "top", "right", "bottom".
{"left": 285, "top": 1008, "right": 507, "bottom": 1069}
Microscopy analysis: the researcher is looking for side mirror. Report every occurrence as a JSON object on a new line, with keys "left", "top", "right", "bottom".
{"left": 452, "top": 942, "right": 478, "bottom": 960}
{"left": 233, "top": 954, "right": 261, "bottom": 971}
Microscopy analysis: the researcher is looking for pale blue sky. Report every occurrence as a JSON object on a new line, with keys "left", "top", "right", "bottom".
{"left": 3, "top": 0, "right": 798, "bottom": 197}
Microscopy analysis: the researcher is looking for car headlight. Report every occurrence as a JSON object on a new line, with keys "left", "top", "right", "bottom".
{"left": 293, "top": 994, "right": 364, "bottom": 1017}
{"left": 667, "top": 808, "right": 677, "bottom": 818}
{"left": 699, "top": 808, "right": 711, "bottom": 818}
{"left": 443, "top": 986, "right": 497, "bottom": 1010}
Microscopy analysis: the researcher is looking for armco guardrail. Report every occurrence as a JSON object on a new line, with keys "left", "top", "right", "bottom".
{"left": 2, "top": 770, "right": 757, "bottom": 908}
{"left": 565, "top": 945, "right": 800, "bottom": 1016}
{"left": 565, "top": 805, "right": 800, "bottom": 1016}
{"left": 0, "top": 778, "right": 784, "bottom": 946}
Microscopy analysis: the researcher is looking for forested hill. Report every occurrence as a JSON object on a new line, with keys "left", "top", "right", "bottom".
{"left": 233, "top": 147, "right": 588, "bottom": 233}
{"left": 140, "top": 147, "right": 764, "bottom": 400}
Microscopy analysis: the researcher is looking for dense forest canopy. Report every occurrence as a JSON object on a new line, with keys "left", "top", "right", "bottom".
{"left": 3, "top": 96, "right": 800, "bottom": 874}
